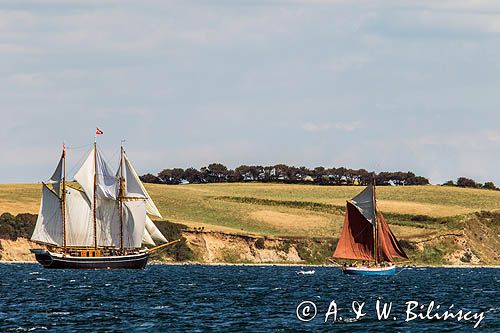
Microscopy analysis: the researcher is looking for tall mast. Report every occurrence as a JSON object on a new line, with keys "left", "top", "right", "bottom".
{"left": 61, "top": 143, "right": 67, "bottom": 251}
{"left": 93, "top": 141, "right": 98, "bottom": 249}
{"left": 119, "top": 145, "right": 125, "bottom": 252}
{"left": 372, "top": 175, "right": 379, "bottom": 264}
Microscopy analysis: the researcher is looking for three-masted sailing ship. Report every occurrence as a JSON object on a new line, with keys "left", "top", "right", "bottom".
{"left": 332, "top": 182, "right": 408, "bottom": 275}
{"left": 30, "top": 141, "right": 174, "bottom": 269}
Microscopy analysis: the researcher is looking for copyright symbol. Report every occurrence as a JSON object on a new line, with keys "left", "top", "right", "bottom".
{"left": 296, "top": 301, "right": 317, "bottom": 322}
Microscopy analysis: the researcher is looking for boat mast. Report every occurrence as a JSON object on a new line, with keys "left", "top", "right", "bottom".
{"left": 119, "top": 144, "right": 125, "bottom": 253}
{"left": 372, "top": 175, "right": 379, "bottom": 264}
{"left": 93, "top": 141, "right": 98, "bottom": 250}
{"left": 61, "top": 143, "right": 67, "bottom": 251}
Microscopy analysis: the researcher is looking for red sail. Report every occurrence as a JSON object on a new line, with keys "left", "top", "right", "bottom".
{"left": 332, "top": 201, "right": 375, "bottom": 261}
{"left": 376, "top": 212, "right": 408, "bottom": 262}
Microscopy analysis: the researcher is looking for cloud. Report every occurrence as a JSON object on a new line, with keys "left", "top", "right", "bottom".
{"left": 1, "top": 0, "right": 500, "bottom": 185}
{"left": 410, "top": 130, "right": 500, "bottom": 149}
{"left": 302, "top": 121, "right": 364, "bottom": 133}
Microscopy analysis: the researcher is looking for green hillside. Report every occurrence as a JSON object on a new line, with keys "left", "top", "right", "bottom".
{"left": 1, "top": 183, "right": 499, "bottom": 265}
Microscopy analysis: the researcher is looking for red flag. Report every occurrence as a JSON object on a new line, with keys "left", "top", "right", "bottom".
{"left": 96, "top": 127, "right": 104, "bottom": 135}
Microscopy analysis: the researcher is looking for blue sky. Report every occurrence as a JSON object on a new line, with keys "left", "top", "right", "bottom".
{"left": 1, "top": 0, "right": 500, "bottom": 184}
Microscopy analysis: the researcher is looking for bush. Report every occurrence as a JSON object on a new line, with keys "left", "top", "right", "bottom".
{"left": 460, "top": 251, "right": 472, "bottom": 263}
{"left": 0, "top": 213, "right": 37, "bottom": 240}
{"left": 151, "top": 220, "right": 194, "bottom": 261}
{"left": 457, "top": 177, "right": 478, "bottom": 188}
{"left": 255, "top": 238, "right": 265, "bottom": 249}
{"left": 399, "top": 239, "right": 417, "bottom": 251}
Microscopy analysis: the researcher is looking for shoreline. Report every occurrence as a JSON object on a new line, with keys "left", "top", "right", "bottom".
{"left": 1, "top": 260, "right": 499, "bottom": 268}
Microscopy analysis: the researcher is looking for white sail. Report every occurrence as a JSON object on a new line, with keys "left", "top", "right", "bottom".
{"left": 142, "top": 228, "right": 156, "bottom": 246}
{"left": 94, "top": 198, "right": 147, "bottom": 249}
{"left": 31, "top": 184, "right": 63, "bottom": 246}
{"left": 119, "top": 152, "right": 162, "bottom": 218}
{"left": 95, "top": 198, "right": 121, "bottom": 247}
{"left": 74, "top": 146, "right": 118, "bottom": 201}
{"left": 65, "top": 187, "right": 94, "bottom": 247}
{"left": 95, "top": 148, "right": 118, "bottom": 199}
{"left": 146, "top": 216, "right": 168, "bottom": 243}
{"left": 74, "top": 148, "right": 95, "bottom": 201}
{"left": 350, "top": 184, "right": 376, "bottom": 225}
{"left": 122, "top": 200, "right": 147, "bottom": 248}
{"left": 48, "top": 154, "right": 63, "bottom": 196}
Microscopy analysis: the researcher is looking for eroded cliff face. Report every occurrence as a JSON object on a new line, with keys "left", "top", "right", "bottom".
{"left": 182, "top": 231, "right": 304, "bottom": 264}
{"left": 1, "top": 213, "right": 498, "bottom": 266}
{"left": 0, "top": 238, "right": 35, "bottom": 262}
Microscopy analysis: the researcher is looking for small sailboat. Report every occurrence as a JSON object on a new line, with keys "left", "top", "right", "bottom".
{"left": 30, "top": 141, "right": 177, "bottom": 269}
{"left": 332, "top": 182, "right": 408, "bottom": 276}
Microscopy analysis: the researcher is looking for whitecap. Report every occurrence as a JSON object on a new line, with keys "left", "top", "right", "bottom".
{"left": 296, "top": 270, "right": 315, "bottom": 275}
{"left": 486, "top": 307, "right": 500, "bottom": 313}
{"left": 152, "top": 305, "right": 170, "bottom": 310}
{"left": 338, "top": 317, "right": 359, "bottom": 323}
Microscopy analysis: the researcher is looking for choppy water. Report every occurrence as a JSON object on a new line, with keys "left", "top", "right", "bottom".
{"left": 0, "top": 264, "right": 498, "bottom": 332}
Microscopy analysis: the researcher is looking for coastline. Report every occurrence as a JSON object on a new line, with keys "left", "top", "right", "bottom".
{"left": 2, "top": 260, "right": 499, "bottom": 268}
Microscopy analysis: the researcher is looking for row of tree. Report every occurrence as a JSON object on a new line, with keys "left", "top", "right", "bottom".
{"left": 442, "top": 178, "right": 498, "bottom": 190}
{"left": 140, "top": 163, "right": 430, "bottom": 186}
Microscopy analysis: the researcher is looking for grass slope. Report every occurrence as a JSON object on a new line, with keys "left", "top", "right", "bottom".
{"left": 2, "top": 183, "right": 500, "bottom": 240}
{"left": 2, "top": 183, "right": 499, "bottom": 264}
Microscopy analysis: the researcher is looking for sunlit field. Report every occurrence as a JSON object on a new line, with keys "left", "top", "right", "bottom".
{"left": 2, "top": 183, "right": 499, "bottom": 241}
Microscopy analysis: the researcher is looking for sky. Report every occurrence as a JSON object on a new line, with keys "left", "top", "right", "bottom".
{"left": 1, "top": 0, "right": 500, "bottom": 184}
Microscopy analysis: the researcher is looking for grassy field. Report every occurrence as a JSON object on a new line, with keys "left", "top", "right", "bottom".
{"left": 2, "top": 182, "right": 500, "bottom": 242}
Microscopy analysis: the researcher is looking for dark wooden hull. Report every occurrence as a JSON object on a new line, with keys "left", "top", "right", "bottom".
{"left": 30, "top": 249, "right": 149, "bottom": 269}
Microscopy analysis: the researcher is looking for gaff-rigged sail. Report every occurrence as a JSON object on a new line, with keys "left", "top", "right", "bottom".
{"left": 48, "top": 153, "right": 64, "bottom": 196}
{"left": 332, "top": 201, "right": 375, "bottom": 261}
{"left": 74, "top": 146, "right": 118, "bottom": 201}
{"left": 376, "top": 212, "right": 408, "bottom": 261}
{"left": 117, "top": 152, "right": 163, "bottom": 218}
{"left": 31, "top": 184, "right": 63, "bottom": 246}
{"left": 332, "top": 184, "right": 408, "bottom": 263}
{"left": 65, "top": 186, "right": 94, "bottom": 247}
{"left": 32, "top": 143, "right": 167, "bottom": 251}
{"left": 351, "top": 185, "right": 376, "bottom": 225}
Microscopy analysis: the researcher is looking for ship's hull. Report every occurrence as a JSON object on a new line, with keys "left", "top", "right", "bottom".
{"left": 30, "top": 249, "right": 149, "bottom": 269}
{"left": 341, "top": 266, "right": 396, "bottom": 276}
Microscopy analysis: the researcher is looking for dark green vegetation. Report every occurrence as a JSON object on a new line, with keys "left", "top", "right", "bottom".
{"left": 0, "top": 213, "right": 36, "bottom": 241}
{"left": 443, "top": 177, "right": 498, "bottom": 190}
{"left": 150, "top": 220, "right": 195, "bottom": 262}
{"left": 141, "top": 163, "right": 430, "bottom": 186}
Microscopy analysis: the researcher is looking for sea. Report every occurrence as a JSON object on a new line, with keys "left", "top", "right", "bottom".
{"left": 0, "top": 264, "right": 498, "bottom": 332}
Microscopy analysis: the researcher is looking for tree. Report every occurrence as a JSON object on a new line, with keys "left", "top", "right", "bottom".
{"left": 183, "top": 168, "right": 203, "bottom": 184}
{"left": 409, "top": 176, "right": 430, "bottom": 185}
{"left": 206, "top": 163, "right": 228, "bottom": 182}
{"left": 456, "top": 177, "right": 477, "bottom": 188}
{"left": 442, "top": 180, "right": 455, "bottom": 186}
{"left": 158, "top": 168, "right": 185, "bottom": 184}
{"left": 482, "top": 182, "right": 497, "bottom": 190}
{"left": 139, "top": 173, "right": 160, "bottom": 184}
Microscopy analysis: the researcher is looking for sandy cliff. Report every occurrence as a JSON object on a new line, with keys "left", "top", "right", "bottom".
{"left": 0, "top": 238, "right": 35, "bottom": 262}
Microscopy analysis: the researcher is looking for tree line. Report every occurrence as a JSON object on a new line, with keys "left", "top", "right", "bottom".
{"left": 139, "top": 163, "right": 430, "bottom": 186}
{"left": 442, "top": 177, "right": 498, "bottom": 190}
